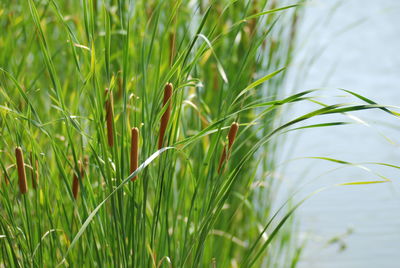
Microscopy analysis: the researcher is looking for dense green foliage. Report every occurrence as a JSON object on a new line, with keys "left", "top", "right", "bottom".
{"left": 1, "top": 0, "right": 397, "bottom": 267}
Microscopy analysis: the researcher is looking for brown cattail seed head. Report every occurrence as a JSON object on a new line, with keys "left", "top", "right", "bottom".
{"left": 228, "top": 122, "right": 239, "bottom": 149}
{"left": 72, "top": 176, "right": 79, "bottom": 200}
{"left": 218, "top": 122, "right": 239, "bottom": 174}
{"left": 34, "top": 160, "right": 39, "bottom": 189}
{"left": 130, "top": 127, "right": 139, "bottom": 181}
{"left": 30, "top": 153, "right": 39, "bottom": 190}
{"left": 33, "top": 161, "right": 39, "bottom": 189}
{"left": 15, "top": 147, "right": 28, "bottom": 194}
{"left": 158, "top": 83, "right": 173, "bottom": 149}
{"left": 105, "top": 89, "right": 114, "bottom": 147}
{"left": 72, "top": 160, "right": 83, "bottom": 200}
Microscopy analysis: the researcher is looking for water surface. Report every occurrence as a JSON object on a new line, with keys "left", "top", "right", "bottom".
{"left": 284, "top": 1, "right": 400, "bottom": 267}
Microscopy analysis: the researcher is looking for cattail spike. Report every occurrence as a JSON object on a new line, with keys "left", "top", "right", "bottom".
{"left": 158, "top": 83, "right": 173, "bottom": 149}
{"left": 15, "top": 147, "right": 28, "bottom": 194}
{"left": 72, "top": 174, "right": 79, "bottom": 200}
{"left": 228, "top": 122, "right": 239, "bottom": 149}
{"left": 72, "top": 160, "right": 83, "bottom": 200}
{"left": 130, "top": 127, "right": 139, "bottom": 181}
{"left": 105, "top": 89, "right": 114, "bottom": 147}
{"left": 30, "top": 153, "right": 39, "bottom": 189}
{"left": 34, "top": 160, "right": 39, "bottom": 189}
{"left": 218, "top": 122, "right": 240, "bottom": 174}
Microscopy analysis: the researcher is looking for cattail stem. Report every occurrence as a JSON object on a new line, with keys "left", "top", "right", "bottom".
{"left": 169, "top": 31, "right": 176, "bottom": 65}
{"left": 105, "top": 89, "right": 114, "bottom": 147}
{"left": 15, "top": 147, "right": 28, "bottom": 194}
{"left": 158, "top": 83, "right": 173, "bottom": 149}
{"left": 130, "top": 127, "right": 139, "bottom": 181}
{"left": 218, "top": 122, "right": 239, "bottom": 174}
{"left": 217, "top": 145, "right": 227, "bottom": 174}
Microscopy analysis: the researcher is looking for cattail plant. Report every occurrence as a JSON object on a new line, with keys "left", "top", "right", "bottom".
{"left": 158, "top": 83, "right": 173, "bottom": 149}
{"left": 130, "top": 127, "right": 139, "bottom": 181}
{"left": 218, "top": 122, "right": 239, "bottom": 174}
{"left": 228, "top": 122, "right": 239, "bottom": 149}
{"left": 30, "top": 153, "right": 39, "bottom": 189}
{"left": 72, "top": 160, "right": 84, "bottom": 200}
{"left": 105, "top": 88, "right": 114, "bottom": 147}
{"left": 15, "top": 147, "right": 28, "bottom": 194}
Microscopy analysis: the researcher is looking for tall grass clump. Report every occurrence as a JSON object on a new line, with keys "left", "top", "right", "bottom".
{"left": 0, "top": 0, "right": 399, "bottom": 267}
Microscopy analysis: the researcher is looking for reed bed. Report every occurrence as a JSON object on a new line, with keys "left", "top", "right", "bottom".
{"left": 0, "top": 0, "right": 398, "bottom": 267}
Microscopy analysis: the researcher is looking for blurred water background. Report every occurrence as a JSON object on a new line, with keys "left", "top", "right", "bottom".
{"left": 283, "top": 0, "right": 400, "bottom": 267}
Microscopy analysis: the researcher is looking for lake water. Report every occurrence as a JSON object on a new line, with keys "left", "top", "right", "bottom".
{"left": 283, "top": 1, "right": 400, "bottom": 267}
